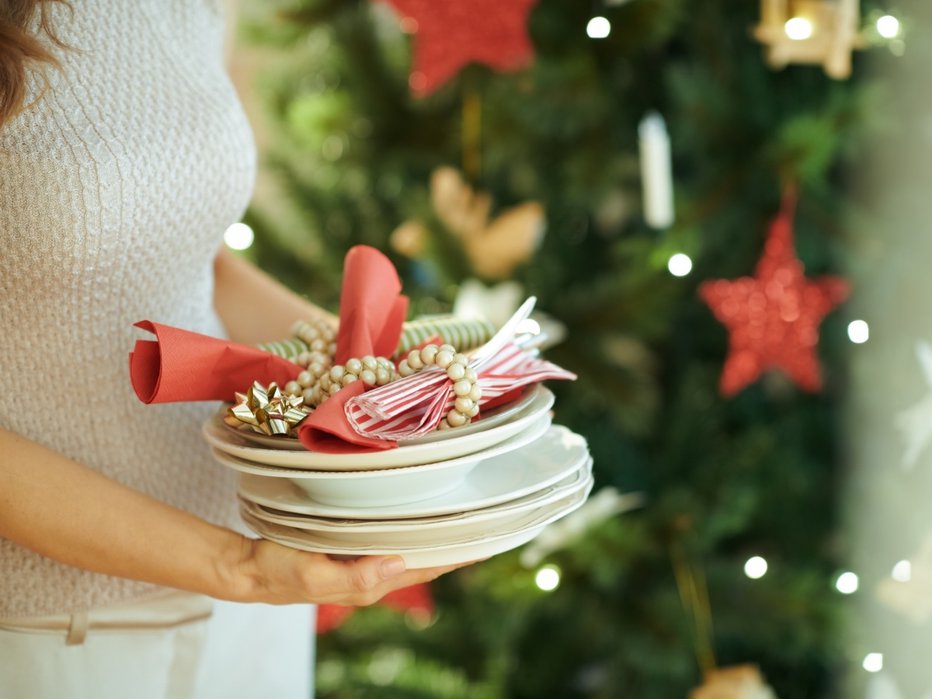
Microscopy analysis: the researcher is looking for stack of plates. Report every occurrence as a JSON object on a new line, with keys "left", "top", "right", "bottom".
{"left": 202, "top": 386, "right": 593, "bottom": 567}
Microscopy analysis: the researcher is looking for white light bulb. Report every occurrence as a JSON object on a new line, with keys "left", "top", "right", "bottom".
{"left": 892, "top": 559, "right": 912, "bottom": 582}
{"left": 744, "top": 556, "right": 768, "bottom": 579}
{"left": 535, "top": 565, "right": 561, "bottom": 592}
{"left": 667, "top": 253, "right": 693, "bottom": 277}
{"left": 876, "top": 14, "right": 900, "bottom": 39}
{"left": 784, "top": 17, "right": 814, "bottom": 40}
{"left": 224, "top": 222, "right": 255, "bottom": 251}
{"left": 847, "top": 320, "right": 869, "bottom": 344}
{"left": 863, "top": 652, "right": 883, "bottom": 673}
{"left": 835, "top": 571, "right": 859, "bottom": 594}
{"left": 587, "top": 16, "right": 611, "bottom": 39}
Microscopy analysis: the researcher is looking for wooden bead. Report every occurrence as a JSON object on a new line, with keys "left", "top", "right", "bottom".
{"left": 285, "top": 381, "right": 302, "bottom": 395}
{"left": 454, "top": 397, "right": 474, "bottom": 413}
{"left": 420, "top": 345, "right": 439, "bottom": 364}
{"left": 360, "top": 369, "right": 377, "bottom": 385}
{"left": 439, "top": 344, "right": 456, "bottom": 355}
{"left": 407, "top": 350, "right": 424, "bottom": 370}
{"left": 362, "top": 355, "right": 378, "bottom": 371}
{"left": 452, "top": 353, "right": 468, "bottom": 367}
{"left": 446, "top": 410, "right": 468, "bottom": 427}
{"left": 297, "top": 371, "right": 313, "bottom": 387}
{"left": 310, "top": 338, "right": 327, "bottom": 352}
{"left": 453, "top": 379, "right": 472, "bottom": 397}
{"left": 464, "top": 367, "right": 478, "bottom": 383}
{"left": 398, "top": 360, "right": 414, "bottom": 377}
{"left": 376, "top": 367, "right": 391, "bottom": 385}
{"left": 319, "top": 375, "right": 331, "bottom": 391}
{"left": 469, "top": 384, "right": 482, "bottom": 402}
{"left": 435, "top": 351, "right": 454, "bottom": 369}
{"left": 446, "top": 363, "right": 466, "bottom": 381}
{"left": 466, "top": 404, "right": 480, "bottom": 418}
{"left": 329, "top": 365, "right": 345, "bottom": 382}
{"left": 345, "top": 358, "right": 363, "bottom": 374}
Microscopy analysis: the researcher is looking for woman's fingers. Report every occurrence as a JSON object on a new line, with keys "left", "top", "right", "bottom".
{"left": 242, "top": 539, "right": 479, "bottom": 605}
{"left": 301, "top": 554, "right": 469, "bottom": 606}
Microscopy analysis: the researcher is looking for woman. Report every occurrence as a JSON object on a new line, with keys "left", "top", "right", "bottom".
{"left": 0, "top": 2, "right": 463, "bottom": 696}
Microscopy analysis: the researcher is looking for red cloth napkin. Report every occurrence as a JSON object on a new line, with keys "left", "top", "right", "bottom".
{"left": 296, "top": 246, "right": 409, "bottom": 453}
{"left": 129, "top": 321, "right": 302, "bottom": 404}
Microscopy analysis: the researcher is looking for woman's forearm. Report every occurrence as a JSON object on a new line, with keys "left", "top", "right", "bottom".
{"left": 0, "top": 427, "right": 249, "bottom": 600}
{"left": 0, "top": 427, "right": 466, "bottom": 606}
{"left": 213, "top": 247, "right": 337, "bottom": 345}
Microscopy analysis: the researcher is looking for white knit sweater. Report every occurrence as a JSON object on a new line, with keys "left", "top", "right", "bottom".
{"left": 0, "top": 0, "right": 256, "bottom": 616}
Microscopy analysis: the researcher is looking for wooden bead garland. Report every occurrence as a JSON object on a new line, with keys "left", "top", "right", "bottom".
{"left": 398, "top": 344, "right": 481, "bottom": 429}
{"left": 282, "top": 322, "right": 481, "bottom": 430}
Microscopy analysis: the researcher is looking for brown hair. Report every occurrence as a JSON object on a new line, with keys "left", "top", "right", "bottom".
{"left": 0, "top": 0, "right": 67, "bottom": 127}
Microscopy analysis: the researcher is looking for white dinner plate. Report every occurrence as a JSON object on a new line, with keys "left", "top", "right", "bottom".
{"left": 221, "top": 385, "right": 540, "bottom": 450}
{"left": 239, "top": 468, "right": 593, "bottom": 544}
{"left": 203, "top": 386, "right": 555, "bottom": 472}
{"left": 211, "top": 415, "right": 552, "bottom": 508}
{"left": 239, "top": 478, "right": 594, "bottom": 568}
{"left": 240, "top": 457, "right": 593, "bottom": 534}
{"left": 236, "top": 424, "right": 590, "bottom": 519}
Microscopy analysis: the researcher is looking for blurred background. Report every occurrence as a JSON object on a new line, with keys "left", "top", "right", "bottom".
{"left": 225, "top": 1, "right": 932, "bottom": 696}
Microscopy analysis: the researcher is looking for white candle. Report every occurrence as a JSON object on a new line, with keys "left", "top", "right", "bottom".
{"left": 639, "top": 112, "right": 674, "bottom": 229}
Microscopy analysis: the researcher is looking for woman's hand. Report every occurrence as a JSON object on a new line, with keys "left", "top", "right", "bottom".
{"left": 226, "top": 537, "right": 467, "bottom": 606}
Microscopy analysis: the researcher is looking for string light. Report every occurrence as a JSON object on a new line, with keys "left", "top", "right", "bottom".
{"left": 586, "top": 16, "right": 611, "bottom": 39}
{"left": 847, "top": 320, "right": 869, "bottom": 344}
{"left": 224, "top": 222, "right": 254, "bottom": 251}
{"left": 744, "top": 556, "right": 768, "bottom": 579}
{"left": 862, "top": 653, "right": 883, "bottom": 673}
{"left": 667, "top": 253, "right": 693, "bottom": 277}
{"left": 535, "top": 565, "right": 561, "bottom": 591}
{"left": 892, "top": 559, "right": 912, "bottom": 582}
{"left": 876, "top": 14, "right": 900, "bottom": 39}
{"left": 835, "top": 571, "right": 859, "bottom": 594}
{"left": 784, "top": 17, "right": 814, "bottom": 40}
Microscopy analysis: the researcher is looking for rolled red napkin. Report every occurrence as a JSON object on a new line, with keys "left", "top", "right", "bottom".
{"left": 296, "top": 246, "right": 409, "bottom": 453}
{"left": 129, "top": 320, "right": 302, "bottom": 404}
{"left": 333, "top": 246, "right": 409, "bottom": 363}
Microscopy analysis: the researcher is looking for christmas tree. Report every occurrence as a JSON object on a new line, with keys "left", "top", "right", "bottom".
{"left": 227, "top": 0, "right": 913, "bottom": 695}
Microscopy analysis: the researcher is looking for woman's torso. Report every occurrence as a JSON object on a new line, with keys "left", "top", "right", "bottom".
{"left": 0, "top": 0, "right": 256, "bottom": 616}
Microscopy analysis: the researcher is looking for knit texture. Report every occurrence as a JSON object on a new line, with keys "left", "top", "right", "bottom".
{"left": 0, "top": 1, "right": 256, "bottom": 617}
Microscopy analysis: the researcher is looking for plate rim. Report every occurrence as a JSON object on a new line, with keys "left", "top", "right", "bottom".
{"left": 211, "top": 413, "right": 556, "bottom": 480}
{"left": 235, "top": 425, "right": 590, "bottom": 519}
{"left": 240, "top": 460, "right": 594, "bottom": 534}
{"left": 221, "top": 384, "right": 541, "bottom": 450}
{"left": 239, "top": 478, "right": 593, "bottom": 555}
{"left": 203, "top": 386, "right": 555, "bottom": 472}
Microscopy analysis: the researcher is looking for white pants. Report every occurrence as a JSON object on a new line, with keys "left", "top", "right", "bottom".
{"left": 0, "top": 591, "right": 315, "bottom": 699}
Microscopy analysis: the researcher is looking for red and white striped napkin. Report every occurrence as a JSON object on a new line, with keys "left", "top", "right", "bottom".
{"left": 345, "top": 298, "right": 576, "bottom": 442}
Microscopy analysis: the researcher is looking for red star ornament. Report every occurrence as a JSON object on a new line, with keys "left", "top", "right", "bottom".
{"left": 699, "top": 211, "right": 850, "bottom": 396}
{"left": 380, "top": 0, "right": 538, "bottom": 96}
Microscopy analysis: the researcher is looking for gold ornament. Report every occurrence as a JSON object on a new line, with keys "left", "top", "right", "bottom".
{"left": 690, "top": 665, "right": 778, "bottom": 699}
{"left": 225, "top": 382, "right": 311, "bottom": 436}
{"left": 389, "top": 166, "right": 545, "bottom": 280}
{"left": 753, "top": 0, "right": 864, "bottom": 79}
